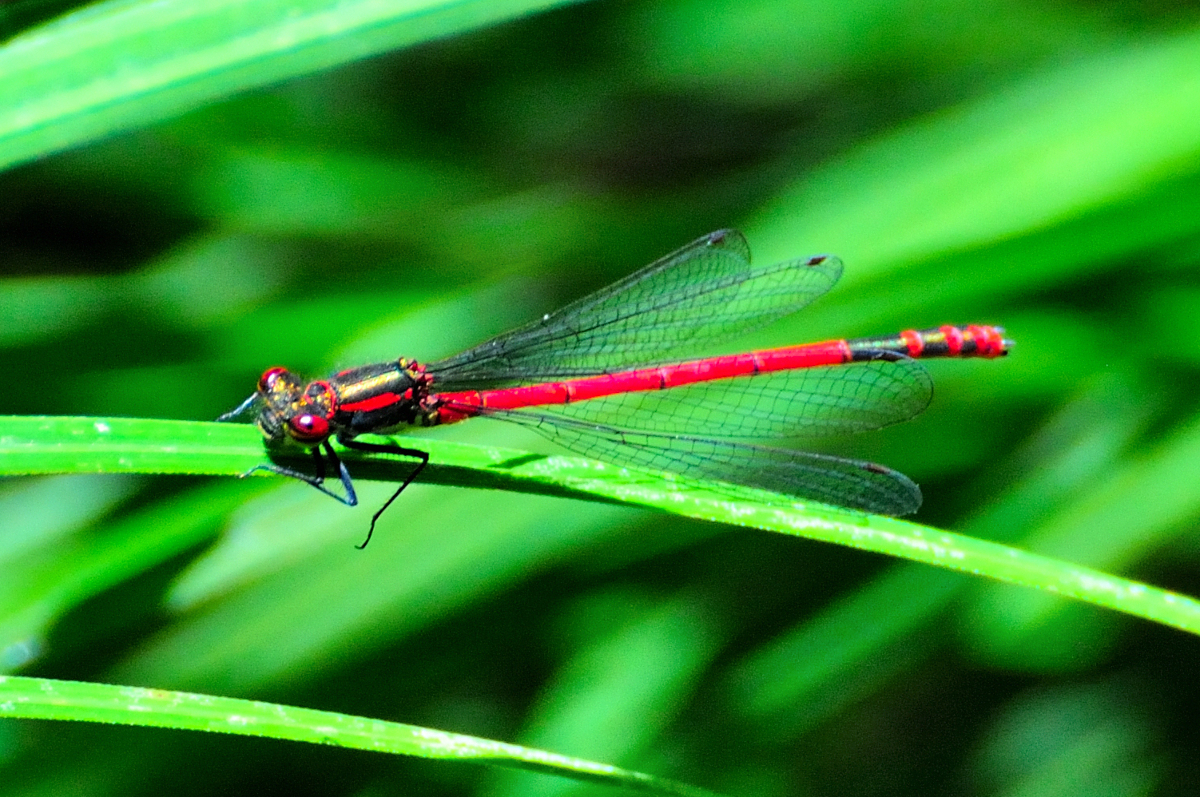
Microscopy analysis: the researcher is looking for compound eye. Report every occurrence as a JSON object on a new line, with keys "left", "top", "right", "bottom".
{"left": 288, "top": 413, "right": 330, "bottom": 442}
{"left": 258, "top": 366, "right": 289, "bottom": 392}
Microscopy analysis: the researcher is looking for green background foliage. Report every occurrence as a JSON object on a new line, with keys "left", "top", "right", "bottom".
{"left": 2, "top": 0, "right": 1200, "bottom": 794}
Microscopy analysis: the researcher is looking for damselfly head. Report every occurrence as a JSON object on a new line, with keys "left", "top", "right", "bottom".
{"left": 250, "top": 367, "right": 308, "bottom": 444}
{"left": 282, "top": 380, "right": 338, "bottom": 444}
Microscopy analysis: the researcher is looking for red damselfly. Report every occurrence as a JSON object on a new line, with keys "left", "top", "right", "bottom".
{"left": 220, "top": 230, "right": 1009, "bottom": 546}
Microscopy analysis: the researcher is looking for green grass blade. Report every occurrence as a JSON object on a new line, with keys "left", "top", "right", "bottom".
{"left": 4, "top": 415, "right": 1200, "bottom": 636}
{"left": 0, "top": 675, "right": 721, "bottom": 797}
{"left": 0, "top": 0, "right": 581, "bottom": 171}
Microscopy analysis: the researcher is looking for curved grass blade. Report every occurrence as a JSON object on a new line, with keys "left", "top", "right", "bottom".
{"left": 0, "top": 675, "right": 721, "bottom": 797}
{"left": 0, "top": 0, "right": 583, "bottom": 171}
{"left": 4, "top": 415, "right": 1200, "bottom": 637}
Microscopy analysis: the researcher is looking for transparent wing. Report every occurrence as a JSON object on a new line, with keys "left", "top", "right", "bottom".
{"left": 429, "top": 230, "right": 842, "bottom": 389}
{"left": 484, "top": 411, "right": 922, "bottom": 515}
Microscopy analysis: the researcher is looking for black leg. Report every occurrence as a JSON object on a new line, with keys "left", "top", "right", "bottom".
{"left": 340, "top": 437, "right": 430, "bottom": 549}
{"left": 238, "top": 442, "right": 359, "bottom": 506}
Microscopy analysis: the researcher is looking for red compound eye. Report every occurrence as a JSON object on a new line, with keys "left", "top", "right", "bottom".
{"left": 288, "top": 413, "right": 330, "bottom": 442}
{"left": 258, "top": 366, "right": 289, "bottom": 392}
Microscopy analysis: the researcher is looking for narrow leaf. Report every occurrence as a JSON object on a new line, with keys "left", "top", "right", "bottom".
{"left": 0, "top": 675, "right": 721, "bottom": 797}
{"left": 3, "top": 415, "right": 1200, "bottom": 636}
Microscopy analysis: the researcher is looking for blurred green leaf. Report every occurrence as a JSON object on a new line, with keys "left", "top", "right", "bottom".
{"left": 0, "top": 482, "right": 253, "bottom": 669}
{"left": 749, "top": 28, "right": 1200, "bottom": 275}
{"left": 485, "top": 590, "right": 726, "bottom": 797}
{"left": 630, "top": 0, "right": 1115, "bottom": 101}
{"left": 966, "top": 681, "right": 1165, "bottom": 797}
{"left": 0, "top": 0, "right": 583, "bottom": 170}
